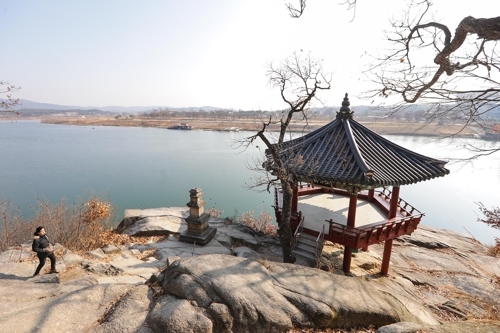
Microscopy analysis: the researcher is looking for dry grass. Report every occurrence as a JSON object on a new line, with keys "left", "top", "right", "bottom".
{"left": 238, "top": 210, "right": 277, "bottom": 236}
{"left": 486, "top": 242, "right": 500, "bottom": 257}
{"left": 0, "top": 195, "right": 118, "bottom": 253}
{"left": 257, "top": 258, "right": 271, "bottom": 270}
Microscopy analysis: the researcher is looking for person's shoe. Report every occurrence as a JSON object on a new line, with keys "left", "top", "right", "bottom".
{"left": 33, "top": 273, "right": 39, "bottom": 277}
{"left": 50, "top": 269, "right": 59, "bottom": 274}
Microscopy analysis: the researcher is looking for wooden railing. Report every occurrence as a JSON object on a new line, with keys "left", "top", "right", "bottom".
{"left": 275, "top": 185, "right": 424, "bottom": 249}
{"left": 325, "top": 214, "right": 423, "bottom": 249}
{"left": 293, "top": 214, "right": 305, "bottom": 249}
{"left": 315, "top": 224, "right": 325, "bottom": 268}
{"left": 378, "top": 187, "right": 422, "bottom": 217}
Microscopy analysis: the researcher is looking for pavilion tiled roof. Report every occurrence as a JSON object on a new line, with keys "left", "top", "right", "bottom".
{"left": 267, "top": 94, "right": 450, "bottom": 189}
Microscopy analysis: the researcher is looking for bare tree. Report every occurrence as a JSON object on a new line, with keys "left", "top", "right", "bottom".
{"left": 238, "top": 52, "right": 331, "bottom": 263}
{"left": 365, "top": 1, "right": 500, "bottom": 147}
{"left": 285, "top": 0, "right": 306, "bottom": 18}
{"left": 0, "top": 81, "right": 20, "bottom": 113}
{"left": 285, "top": 0, "right": 357, "bottom": 18}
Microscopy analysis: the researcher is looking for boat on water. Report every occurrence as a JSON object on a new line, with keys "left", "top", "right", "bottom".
{"left": 167, "top": 123, "right": 192, "bottom": 130}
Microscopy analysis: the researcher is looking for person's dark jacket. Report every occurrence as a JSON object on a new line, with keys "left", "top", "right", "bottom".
{"left": 32, "top": 235, "right": 53, "bottom": 256}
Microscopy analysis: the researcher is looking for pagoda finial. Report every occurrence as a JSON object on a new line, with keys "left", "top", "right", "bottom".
{"left": 336, "top": 93, "right": 354, "bottom": 120}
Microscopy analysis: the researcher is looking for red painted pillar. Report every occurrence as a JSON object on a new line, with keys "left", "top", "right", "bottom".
{"left": 291, "top": 184, "right": 299, "bottom": 213}
{"left": 343, "top": 191, "right": 358, "bottom": 274}
{"left": 347, "top": 193, "right": 357, "bottom": 228}
{"left": 362, "top": 189, "right": 375, "bottom": 251}
{"left": 381, "top": 186, "right": 400, "bottom": 275}
{"left": 368, "top": 189, "right": 374, "bottom": 201}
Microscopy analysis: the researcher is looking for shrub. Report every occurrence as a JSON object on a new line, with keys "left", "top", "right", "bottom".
{"left": 0, "top": 196, "right": 114, "bottom": 252}
{"left": 206, "top": 207, "right": 224, "bottom": 218}
{"left": 477, "top": 203, "right": 500, "bottom": 256}
{"left": 237, "top": 209, "right": 277, "bottom": 236}
{"left": 0, "top": 201, "right": 29, "bottom": 252}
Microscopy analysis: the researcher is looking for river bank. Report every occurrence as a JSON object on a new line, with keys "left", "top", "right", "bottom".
{"left": 40, "top": 116, "right": 478, "bottom": 137}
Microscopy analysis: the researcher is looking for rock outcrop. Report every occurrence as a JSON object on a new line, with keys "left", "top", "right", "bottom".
{"left": 0, "top": 212, "right": 499, "bottom": 333}
{"left": 149, "top": 254, "right": 422, "bottom": 332}
{"left": 117, "top": 207, "right": 189, "bottom": 236}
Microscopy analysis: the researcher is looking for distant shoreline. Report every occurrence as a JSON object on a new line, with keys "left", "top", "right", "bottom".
{"left": 39, "top": 116, "right": 478, "bottom": 138}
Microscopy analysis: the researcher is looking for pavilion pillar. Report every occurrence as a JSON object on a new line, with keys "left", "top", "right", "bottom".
{"left": 367, "top": 189, "right": 375, "bottom": 201}
{"left": 343, "top": 191, "right": 358, "bottom": 274}
{"left": 291, "top": 184, "right": 299, "bottom": 213}
{"left": 361, "top": 189, "right": 375, "bottom": 251}
{"left": 381, "top": 186, "right": 400, "bottom": 275}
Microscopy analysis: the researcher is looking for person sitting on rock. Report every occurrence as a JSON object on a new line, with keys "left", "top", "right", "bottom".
{"left": 32, "top": 226, "right": 59, "bottom": 276}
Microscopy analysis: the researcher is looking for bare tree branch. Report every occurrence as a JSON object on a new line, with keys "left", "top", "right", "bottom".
{"left": 236, "top": 52, "right": 331, "bottom": 263}
{"left": 285, "top": 0, "right": 357, "bottom": 19}
{"left": 364, "top": 0, "right": 500, "bottom": 157}
{"left": 0, "top": 81, "right": 20, "bottom": 113}
{"left": 285, "top": 0, "right": 306, "bottom": 18}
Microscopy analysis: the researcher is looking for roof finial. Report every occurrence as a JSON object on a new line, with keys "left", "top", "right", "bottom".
{"left": 336, "top": 93, "right": 353, "bottom": 120}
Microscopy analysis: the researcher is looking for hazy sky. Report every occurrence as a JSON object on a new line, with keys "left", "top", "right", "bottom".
{"left": 1, "top": 0, "right": 497, "bottom": 110}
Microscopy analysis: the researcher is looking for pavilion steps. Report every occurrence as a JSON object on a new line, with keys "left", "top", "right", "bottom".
{"left": 293, "top": 247, "right": 317, "bottom": 262}
{"left": 297, "top": 233, "right": 317, "bottom": 246}
{"left": 293, "top": 233, "right": 323, "bottom": 265}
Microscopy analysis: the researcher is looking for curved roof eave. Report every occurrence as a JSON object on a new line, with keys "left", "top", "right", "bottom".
{"left": 268, "top": 94, "right": 450, "bottom": 188}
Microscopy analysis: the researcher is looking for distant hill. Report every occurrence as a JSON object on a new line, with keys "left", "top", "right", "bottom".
{"left": 5, "top": 98, "right": 477, "bottom": 117}
{"left": 14, "top": 108, "right": 117, "bottom": 117}
{"left": 2, "top": 99, "right": 228, "bottom": 113}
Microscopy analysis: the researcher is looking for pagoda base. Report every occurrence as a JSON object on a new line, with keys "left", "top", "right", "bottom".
{"left": 179, "top": 226, "right": 217, "bottom": 245}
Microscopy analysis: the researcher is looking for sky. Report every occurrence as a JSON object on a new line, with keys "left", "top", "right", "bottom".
{"left": 1, "top": 0, "right": 498, "bottom": 110}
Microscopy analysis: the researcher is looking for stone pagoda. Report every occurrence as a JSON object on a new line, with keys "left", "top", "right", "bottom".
{"left": 179, "top": 188, "right": 217, "bottom": 245}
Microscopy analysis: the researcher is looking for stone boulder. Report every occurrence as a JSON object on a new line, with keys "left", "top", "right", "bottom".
{"left": 232, "top": 246, "right": 259, "bottom": 259}
{"left": 62, "top": 249, "right": 85, "bottom": 267}
{"left": 83, "top": 261, "right": 124, "bottom": 276}
{"left": 85, "top": 248, "right": 107, "bottom": 259}
{"left": 102, "top": 244, "right": 121, "bottom": 255}
{"left": 118, "top": 207, "right": 189, "bottom": 236}
{"left": 0, "top": 243, "right": 34, "bottom": 263}
{"left": 29, "top": 272, "right": 60, "bottom": 283}
{"left": 150, "top": 254, "right": 423, "bottom": 332}
{"left": 91, "top": 285, "right": 152, "bottom": 333}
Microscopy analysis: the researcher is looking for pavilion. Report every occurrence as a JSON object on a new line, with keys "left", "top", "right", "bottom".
{"left": 270, "top": 94, "right": 449, "bottom": 274}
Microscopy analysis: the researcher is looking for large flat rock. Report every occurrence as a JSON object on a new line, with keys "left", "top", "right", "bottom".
{"left": 399, "top": 225, "right": 487, "bottom": 253}
{"left": 109, "top": 256, "right": 162, "bottom": 279}
{"left": 0, "top": 280, "right": 138, "bottom": 333}
{"left": 120, "top": 207, "right": 189, "bottom": 236}
{"left": 396, "top": 247, "right": 476, "bottom": 275}
{"left": 151, "top": 254, "right": 423, "bottom": 332}
{"left": 150, "top": 237, "right": 231, "bottom": 260}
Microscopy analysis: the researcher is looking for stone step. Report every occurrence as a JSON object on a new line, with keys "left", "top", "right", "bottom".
{"left": 297, "top": 235, "right": 317, "bottom": 248}
{"left": 293, "top": 248, "right": 317, "bottom": 262}
{"left": 296, "top": 240, "right": 316, "bottom": 252}
{"left": 295, "top": 241, "right": 316, "bottom": 253}
{"left": 300, "top": 233, "right": 318, "bottom": 242}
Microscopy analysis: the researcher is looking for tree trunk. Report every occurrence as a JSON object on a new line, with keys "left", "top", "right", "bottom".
{"left": 278, "top": 180, "right": 295, "bottom": 263}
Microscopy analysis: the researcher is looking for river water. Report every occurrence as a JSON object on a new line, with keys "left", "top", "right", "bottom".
{"left": 1, "top": 120, "right": 499, "bottom": 244}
